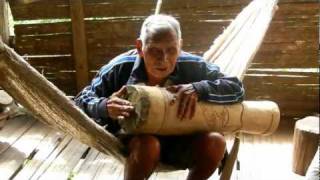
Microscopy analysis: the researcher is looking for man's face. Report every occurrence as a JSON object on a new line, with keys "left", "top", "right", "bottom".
{"left": 137, "top": 30, "right": 181, "bottom": 84}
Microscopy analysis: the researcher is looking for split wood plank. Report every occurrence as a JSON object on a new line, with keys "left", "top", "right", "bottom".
{"left": 28, "top": 135, "right": 73, "bottom": 179}
{"left": 73, "top": 148, "right": 102, "bottom": 180}
{"left": 70, "top": 0, "right": 89, "bottom": 91}
{"left": 92, "top": 152, "right": 124, "bottom": 180}
{"left": 9, "top": 0, "right": 253, "bottom": 20}
{"left": 23, "top": 56, "right": 74, "bottom": 71}
{"left": 13, "top": 19, "right": 230, "bottom": 36}
{"left": 244, "top": 75, "right": 319, "bottom": 86}
{"left": 9, "top": 1, "right": 70, "bottom": 20}
{"left": 13, "top": 128, "right": 66, "bottom": 180}
{"left": 14, "top": 34, "right": 72, "bottom": 55}
{"left": 0, "top": 0, "right": 10, "bottom": 44}
{"left": 13, "top": 19, "right": 227, "bottom": 54}
{"left": 0, "top": 120, "right": 50, "bottom": 180}
{"left": 38, "top": 138, "right": 88, "bottom": 180}
{"left": 11, "top": 3, "right": 319, "bottom": 35}
{"left": 0, "top": 115, "right": 36, "bottom": 155}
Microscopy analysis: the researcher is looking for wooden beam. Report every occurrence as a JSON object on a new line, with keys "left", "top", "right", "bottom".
{"left": 69, "top": 0, "right": 89, "bottom": 92}
{"left": 0, "top": 0, "right": 10, "bottom": 44}
{"left": 0, "top": 40, "right": 124, "bottom": 163}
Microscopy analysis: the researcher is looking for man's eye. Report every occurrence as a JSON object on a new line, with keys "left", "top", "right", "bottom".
{"left": 149, "top": 48, "right": 161, "bottom": 55}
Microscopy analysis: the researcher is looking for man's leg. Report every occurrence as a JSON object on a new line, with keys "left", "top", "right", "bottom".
{"left": 187, "top": 132, "right": 226, "bottom": 180}
{"left": 124, "top": 135, "right": 160, "bottom": 180}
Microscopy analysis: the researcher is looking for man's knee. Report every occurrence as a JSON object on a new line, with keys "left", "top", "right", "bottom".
{"left": 129, "top": 135, "right": 160, "bottom": 161}
{"left": 193, "top": 132, "right": 226, "bottom": 161}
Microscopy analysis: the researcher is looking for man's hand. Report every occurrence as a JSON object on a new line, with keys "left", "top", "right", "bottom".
{"left": 166, "top": 84, "right": 198, "bottom": 120}
{"left": 107, "top": 86, "right": 134, "bottom": 121}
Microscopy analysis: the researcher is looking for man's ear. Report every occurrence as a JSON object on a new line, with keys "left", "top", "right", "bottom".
{"left": 136, "top": 39, "right": 143, "bottom": 57}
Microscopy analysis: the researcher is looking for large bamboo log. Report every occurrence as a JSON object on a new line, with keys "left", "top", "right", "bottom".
{"left": 120, "top": 85, "right": 280, "bottom": 135}
{"left": 0, "top": 40, "right": 125, "bottom": 163}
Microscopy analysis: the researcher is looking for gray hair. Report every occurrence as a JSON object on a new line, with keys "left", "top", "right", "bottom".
{"left": 139, "top": 14, "right": 181, "bottom": 45}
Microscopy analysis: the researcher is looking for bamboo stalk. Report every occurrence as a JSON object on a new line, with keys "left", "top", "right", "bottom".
{"left": 155, "top": 0, "right": 162, "bottom": 15}
{"left": 203, "top": 0, "right": 258, "bottom": 62}
{"left": 216, "top": 3, "right": 262, "bottom": 77}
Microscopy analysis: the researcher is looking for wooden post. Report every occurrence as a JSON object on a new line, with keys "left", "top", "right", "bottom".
{"left": 0, "top": 0, "right": 10, "bottom": 44}
{"left": 69, "top": 0, "right": 89, "bottom": 92}
{"left": 292, "top": 116, "right": 319, "bottom": 176}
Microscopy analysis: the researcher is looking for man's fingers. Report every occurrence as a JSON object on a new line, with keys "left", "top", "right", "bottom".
{"left": 107, "top": 104, "right": 134, "bottom": 114}
{"left": 107, "top": 103, "right": 134, "bottom": 120}
{"left": 121, "top": 111, "right": 130, "bottom": 117}
{"left": 178, "top": 94, "right": 189, "bottom": 120}
{"left": 189, "top": 94, "right": 197, "bottom": 119}
{"left": 166, "top": 85, "right": 180, "bottom": 93}
{"left": 182, "top": 95, "right": 193, "bottom": 120}
{"left": 116, "top": 104, "right": 134, "bottom": 112}
{"left": 108, "top": 97, "right": 132, "bottom": 106}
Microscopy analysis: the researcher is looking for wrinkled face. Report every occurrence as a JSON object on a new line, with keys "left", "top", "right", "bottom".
{"left": 137, "top": 30, "right": 181, "bottom": 84}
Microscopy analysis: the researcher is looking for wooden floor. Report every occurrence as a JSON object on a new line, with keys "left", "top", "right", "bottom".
{"left": 0, "top": 115, "right": 306, "bottom": 180}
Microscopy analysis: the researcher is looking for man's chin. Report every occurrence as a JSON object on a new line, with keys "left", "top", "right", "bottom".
{"left": 154, "top": 74, "right": 169, "bottom": 80}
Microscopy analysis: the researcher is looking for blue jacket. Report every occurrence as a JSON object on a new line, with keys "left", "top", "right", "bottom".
{"left": 75, "top": 50, "right": 245, "bottom": 134}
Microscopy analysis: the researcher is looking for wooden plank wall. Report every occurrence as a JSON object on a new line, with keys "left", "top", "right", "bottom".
{"left": 8, "top": 0, "right": 319, "bottom": 120}
{"left": 244, "top": 0, "right": 319, "bottom": 119}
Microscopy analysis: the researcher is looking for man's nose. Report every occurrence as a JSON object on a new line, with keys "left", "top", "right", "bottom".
{"left": 156, "top": 51, "right": 167, "bottom": 62}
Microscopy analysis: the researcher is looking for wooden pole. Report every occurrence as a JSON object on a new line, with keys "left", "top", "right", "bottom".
{"left": 220, "top": 137, "right": 240, "bottom": 180}
{"left": 0, "top": 40, "right": 124, "bottom": 163}
{"left": 0, "top": 0, "right": 10, "bottom": 45}
{"left": 69, "top": 0, "right": 89, "bottom": 92}
{"left": 155, "top": 0, "right": 162, "bottom": 15}
{"left": 292, "top": 116, "right": 319, "bottom": 176}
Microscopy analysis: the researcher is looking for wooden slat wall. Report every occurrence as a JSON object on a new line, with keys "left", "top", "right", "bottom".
{"left": 244, "top": 0, "right": 319, "bottom": 119}
{"left": 8, "top": 0, "right": 319, "bottom": 119}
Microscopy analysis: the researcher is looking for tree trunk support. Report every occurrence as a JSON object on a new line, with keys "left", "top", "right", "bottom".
{"left": 0, "top": 40, "right": 124, "bottom": 163}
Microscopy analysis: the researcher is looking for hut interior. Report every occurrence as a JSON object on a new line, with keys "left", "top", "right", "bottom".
{"left": 0, "top": 0, "right": 319, "bottom": 179}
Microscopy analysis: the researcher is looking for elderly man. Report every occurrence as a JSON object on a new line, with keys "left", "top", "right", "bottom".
{"left": 75, "top": 14, "right": 244, "bottom": 180}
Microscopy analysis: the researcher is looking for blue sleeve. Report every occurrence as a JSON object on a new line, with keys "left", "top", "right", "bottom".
{"left": 192, "top": 62, "right": 245, "bottom": 104}
{"left": 74, "top": 65, "right": 114, "bottom": 126}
